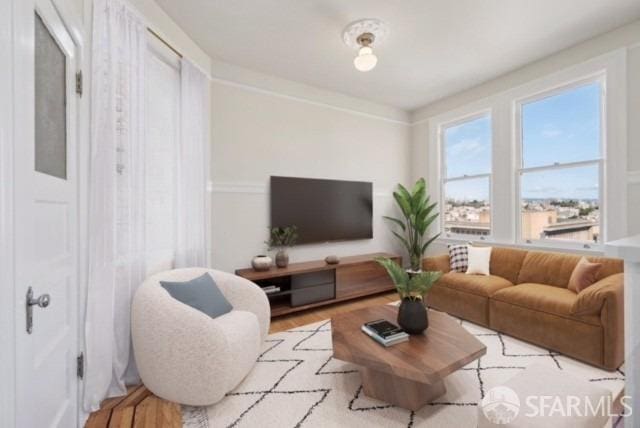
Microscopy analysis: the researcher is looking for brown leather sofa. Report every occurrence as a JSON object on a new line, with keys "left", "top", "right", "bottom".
{"left": 423, "top": 247, "right": 624, "bottom": 371}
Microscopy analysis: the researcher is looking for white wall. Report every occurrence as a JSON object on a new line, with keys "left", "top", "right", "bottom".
{"left": 410, "top": 19, "right": 640, "bottom": 254}
{"left": 210, "top": 80, "right": 411, "bottom": 272}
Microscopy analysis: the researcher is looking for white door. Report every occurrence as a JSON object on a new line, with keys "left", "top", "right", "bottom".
{"left": 14, "top": 0, "right": 80, "bottom": 426}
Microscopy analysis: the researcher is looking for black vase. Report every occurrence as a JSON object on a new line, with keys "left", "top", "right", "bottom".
{"left": 397, "top": 298, "right": 428, "bottom": 335}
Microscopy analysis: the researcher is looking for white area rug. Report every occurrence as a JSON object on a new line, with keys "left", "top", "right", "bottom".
{"left": 182, "top": 315, "right": 625, "bottom": 428}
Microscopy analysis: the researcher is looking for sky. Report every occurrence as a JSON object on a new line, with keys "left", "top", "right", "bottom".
{"left": 444, "top": 82, "right": 601, "bottom": 202}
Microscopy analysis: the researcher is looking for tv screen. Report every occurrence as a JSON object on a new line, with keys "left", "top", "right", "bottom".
{"left": 270, "top": 176, "right": 373, "bottom": 244}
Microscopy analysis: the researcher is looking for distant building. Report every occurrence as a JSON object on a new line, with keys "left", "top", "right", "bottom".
{"left": 521, "top": 210, "right": 598, "bottom": 242}
{"left": 541, "top": 220, "right": 599, "bottom": 242}
{"left": 521, "top": 210, "right": 557, "bottom": 241}
{"left": 445, "top": 206, "right": 598, "bottom": 242}
{"left": 445, "top": 209, "right": 491, "bottom": 236}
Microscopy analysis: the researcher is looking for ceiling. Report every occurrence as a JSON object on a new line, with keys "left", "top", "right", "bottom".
{"left": 155, "top": 0, "right": 640, "bottom": 111}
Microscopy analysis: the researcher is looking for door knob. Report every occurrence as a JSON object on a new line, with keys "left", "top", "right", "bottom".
{"left": 26, "top": 286, "right": 51, "bottom": 334}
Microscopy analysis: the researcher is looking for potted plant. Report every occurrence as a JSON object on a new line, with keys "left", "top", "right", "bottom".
{"left": 266, "top": 225, "right": 298, "bottom": 268}
{"left": 384, "top": 178, "right": 440, "bottom": 273}
{"left": 375, "top": 257, "right": 442, "bottom": 334}
{"left": 379, "top": 177, "right": 442, "bottom": 333}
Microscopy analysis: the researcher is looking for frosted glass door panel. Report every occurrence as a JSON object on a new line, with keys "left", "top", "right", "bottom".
{"left": 34, "top": 12, "right": 67, "bottom": 179}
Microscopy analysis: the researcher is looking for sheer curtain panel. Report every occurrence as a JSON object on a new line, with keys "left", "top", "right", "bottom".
{"left": 175, "top": 59, "right": 210, "bottom": 268}
{"left": 83, "top": 0, "right": 147, "bottom": 412}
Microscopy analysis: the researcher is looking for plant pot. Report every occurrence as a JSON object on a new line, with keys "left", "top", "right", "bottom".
{"left": 406, "top": 268, "right": 422, "bottom": 278}
{"left": 275, "top": 249, "right": 289, "bottom": 268}
{"left": 397, "top": 298, "right": 428, "bottom": 335}
{"left": 251, "top": 255, "right": 272, "bottom": 271}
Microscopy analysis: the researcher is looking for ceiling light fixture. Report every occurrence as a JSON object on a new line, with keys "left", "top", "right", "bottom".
{"left": 343, "top": 19, "right": 389, "bottom": 73}
{"left": 353, "top": 33, "right": 377, "bottom": 72}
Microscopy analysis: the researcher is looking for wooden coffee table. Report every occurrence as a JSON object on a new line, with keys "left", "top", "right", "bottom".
{"left": 331, "top": 304, "right": 486, "bottom": 410}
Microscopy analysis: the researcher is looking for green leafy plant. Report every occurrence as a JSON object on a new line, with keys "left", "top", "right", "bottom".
{"left": 375, "top": 257, "right": 442, "bottom": 301}
{"left": 266, "top": 226, "right": 298, "bottom": 250}
{"left": 384, "top": 178, "right": 440, "bottom": 271}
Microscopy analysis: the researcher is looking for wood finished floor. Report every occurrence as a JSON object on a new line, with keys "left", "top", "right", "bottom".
{"left": 84, "top": 291, "right": 397, "bottom": 428}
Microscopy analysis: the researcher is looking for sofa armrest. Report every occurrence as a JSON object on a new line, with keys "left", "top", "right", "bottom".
{"left": 571, "top": 273, "right": 623, "bottom": 316}
{"left": 422, "top": 254, "right": 451, "bottom": 274}
{"left": 571, "top": 272, "right": 624, "bottom": 370}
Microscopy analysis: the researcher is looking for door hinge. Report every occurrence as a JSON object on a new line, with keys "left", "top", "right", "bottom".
{"left": 77, "top": 352, "right": 84, "bottom": 379}
{"left": 75, "top": 71, "right": 83, "bottom": 97}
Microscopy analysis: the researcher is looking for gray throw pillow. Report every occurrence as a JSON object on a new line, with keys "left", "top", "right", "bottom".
{"left": 160, "top": 273, "right": 233, "bottom": 318}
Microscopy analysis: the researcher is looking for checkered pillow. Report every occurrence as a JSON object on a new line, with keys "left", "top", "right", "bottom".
{"left": 448, "top": 244, "right": 469, "bottom": 273}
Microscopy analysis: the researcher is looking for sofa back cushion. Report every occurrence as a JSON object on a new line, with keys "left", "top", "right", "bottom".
{"left": 584, "top": 256, "right": 623, "bottom": 281}
{"left": 489, "top": 247, "right": 528, "bottom": 284}
{"left": 516, "top": 250, "right": 623, "bottom": 288}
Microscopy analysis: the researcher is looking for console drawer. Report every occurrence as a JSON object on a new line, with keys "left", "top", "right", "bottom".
{"left": 291, "top": 270, "right": 335, "bottom": 306}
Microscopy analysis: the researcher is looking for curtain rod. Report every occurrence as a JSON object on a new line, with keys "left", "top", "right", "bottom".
{"left": 147, "top": 27, "right": 183, "bottom": 58}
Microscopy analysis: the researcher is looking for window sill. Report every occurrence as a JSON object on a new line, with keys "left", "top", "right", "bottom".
{"left": 435, "top": 237, "right": 604, "bottom": 256}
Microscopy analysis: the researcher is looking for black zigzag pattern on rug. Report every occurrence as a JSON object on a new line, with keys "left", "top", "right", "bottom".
{"left": 184, "top": 316, "right": 625, "bottom": 428}
{"left": 216, "top": 321, "right": 334, "bottom": 428}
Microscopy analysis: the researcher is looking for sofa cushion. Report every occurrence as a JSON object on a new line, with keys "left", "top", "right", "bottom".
{"left": 437, "top": 272, "right": 513, "bottom": 297}
{"left": 516, "top": 250, "right": 624, "bottom": 288}
{"left": 568, "top": 257, "right": 602, "bottom": 293}
{"left": 488, "top": 247, "right": 528, "bottom": 284}
{"left": 466, "top": 246, "right": 492, "bottom": 275}
{"left": 517, "top": 251, "right": 581, "bottom": 287}
{"left": 584, "top": 256, "right": 624, "bottom": 281}
{"left": 448, "top": 244, "right": 469, "bottom": 273}
{"left": 492, "top": 283, "right": 600, "bottom": 326}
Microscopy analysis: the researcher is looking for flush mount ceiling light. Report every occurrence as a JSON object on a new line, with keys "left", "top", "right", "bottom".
{"left": 342, "top": 19, "right": 389, "bottom": 72}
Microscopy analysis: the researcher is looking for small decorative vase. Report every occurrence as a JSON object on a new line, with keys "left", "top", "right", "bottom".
{"left": 325, "top": 255, "right": 340, "bottom": 265}
{"left": 275, "top": 249, "right": 289, "bottom": 268}
{"left": 397, "top": 298, "right": 428, "bottom": 335}
{"left": 251, "top": 255, "right": 272, "bottom": 271}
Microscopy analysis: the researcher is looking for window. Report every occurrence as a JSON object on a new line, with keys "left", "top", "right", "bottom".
{"left": 441, "top": 114, "right": 492, "bottom": 238}
{"left": 518, "top": 81, "right": 602, "bottom": 245}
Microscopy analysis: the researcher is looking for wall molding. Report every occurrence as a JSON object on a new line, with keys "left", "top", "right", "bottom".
{"left": 629, "top": 170, "right": 640, "bottom": 184}
{"left": 210, "top": 181, "right": 267, "bottom": 194}
{"left": 209, "top": 75, "right": 412, "bottom": 127}
{"left": 210, "top": 181, "right": 392, "bottom": 197}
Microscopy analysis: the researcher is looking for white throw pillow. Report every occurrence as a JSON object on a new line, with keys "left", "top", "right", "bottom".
{"left": 466, "top": 246, "right": 492, "bottom": 275}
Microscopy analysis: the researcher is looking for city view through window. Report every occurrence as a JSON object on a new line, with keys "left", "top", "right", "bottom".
{"left": 443, "top": 82, "right": 601, "bottom": 243}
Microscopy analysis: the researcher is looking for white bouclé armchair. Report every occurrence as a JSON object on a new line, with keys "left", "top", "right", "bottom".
{"left": 131, "top": 268, "right": 270, "bottom": 406}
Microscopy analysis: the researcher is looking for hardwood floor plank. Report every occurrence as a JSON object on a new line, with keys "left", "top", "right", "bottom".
{"left": 132, "top": 396, "right": 157, "bottom": 428}
{"left": 86, "top": 386, "right": 143, "bottom": 428}
{"left": 108, "top": 386, "right": 153, "bottom": 428}
{"left": 85, "top": 409, "right": 113, "bottom": 428}
{"left": 157, "top": 400, "right": 182, "bottom": 427}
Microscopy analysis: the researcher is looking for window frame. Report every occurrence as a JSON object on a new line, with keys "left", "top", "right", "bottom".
{"left": 438, "top": 109, "right": 494, "bottom": 241}
{"left": 425, "top": 49, "right": 627, "bottom": 253}
{"left": 514, "top": 75, "right": 606, "bottom": 251}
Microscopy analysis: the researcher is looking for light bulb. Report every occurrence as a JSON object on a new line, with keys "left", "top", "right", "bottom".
{"left": 354, "top": 46, "right": 377, "bottom": 72}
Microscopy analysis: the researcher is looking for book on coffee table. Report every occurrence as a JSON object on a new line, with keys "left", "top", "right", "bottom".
{"left": 361, "top": 319, "right": 408, "bottom": 347}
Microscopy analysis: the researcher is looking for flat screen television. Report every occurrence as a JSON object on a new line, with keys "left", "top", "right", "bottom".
{"left": 270, "top": 176, "right": 373, "bottom": 244}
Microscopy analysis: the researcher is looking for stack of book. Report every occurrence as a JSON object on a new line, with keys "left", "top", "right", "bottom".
{"left": 361, "top": 319, "right": 409, "bottom": 347}
{"left": 262, "top": 285, "right": 281, "bottom": 295}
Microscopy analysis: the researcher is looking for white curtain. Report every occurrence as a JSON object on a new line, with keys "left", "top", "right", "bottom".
{"left": 84, "top": 0, "right": 147, "bottom": 412}
{"left": 175, "top": 59, "right": 210, "bottom": 268}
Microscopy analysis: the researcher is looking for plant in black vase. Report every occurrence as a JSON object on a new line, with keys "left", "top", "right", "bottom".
{"left": 266, "top": 225, "right": 298, "bottom": 268}
{"left": 375, "top": 258, "right": 442, "bottom": 334}
{"left": 378, "top": 177, "right": 442, "bottom": 334}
